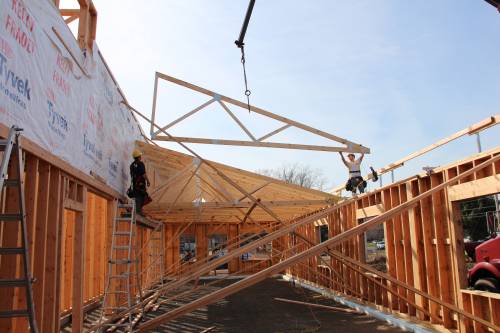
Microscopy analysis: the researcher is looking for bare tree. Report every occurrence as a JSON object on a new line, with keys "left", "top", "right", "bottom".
{"left": 257, "top": 163, "right": 328, "bottom": 191}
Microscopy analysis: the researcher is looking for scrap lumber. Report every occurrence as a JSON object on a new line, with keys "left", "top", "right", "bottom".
{"left": 273, "top": 298, "right": 360, "bottom": 314}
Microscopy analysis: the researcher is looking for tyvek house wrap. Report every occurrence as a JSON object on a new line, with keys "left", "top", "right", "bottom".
{"left": 0, "top": 0, "right": 144, "bottom": 194}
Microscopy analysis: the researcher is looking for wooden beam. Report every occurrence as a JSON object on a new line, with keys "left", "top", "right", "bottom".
{"left": 64, "top": 15, "right": 79, "bottom": 25}
{"left": 447, "top": 174, "right": 500, "bottom": 201}
{"left": 71, "top": 190, "right": 87, "bottom": 333}
{"left": 154, "top": 98, "right": 216, "bottom": 135}
{"left": 60, "top": 9, "right": 80, "bottom": 16}
{"left": 258, "top": 124, "right": 291, "bottom": 142}
{"left": 355, "top": 203, "right": 384, "bottom": 219}
{"left": 42, "top": 169, "right": 62, "bottom": 333}
{"left": 218, "top": 101, "right": 256, "bottom": 141}
{"left": 64, "top": 198, "right": 84, "bottom": 212}
{"left": 148, "top": 199, "right": 331, "bottom": 210}
{"left": 154, "top": 135, "right": 367, "bottom": 153}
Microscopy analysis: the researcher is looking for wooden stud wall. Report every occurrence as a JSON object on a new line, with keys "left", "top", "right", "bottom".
{"left": 0, "top": 149, "right": 161, "bottom": 333}
{"left": 283, "top": 148, "right": 500, "bottom": 333}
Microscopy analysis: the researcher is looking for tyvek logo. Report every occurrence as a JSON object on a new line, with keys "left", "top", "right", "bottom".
{"left": 0, "top": 52, "right": 31, "bottom": 109}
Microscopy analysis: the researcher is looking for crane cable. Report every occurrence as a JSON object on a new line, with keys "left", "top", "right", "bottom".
{"left": 239, "top": 45, "right": 252, "bottom": 113}
{"left": 235, "top": 0, "right": 256, "bottom": 113}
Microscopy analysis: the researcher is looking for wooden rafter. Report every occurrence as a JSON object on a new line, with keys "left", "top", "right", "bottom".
{"left": 150, "top": 72, "right": 370, "bottom": 154}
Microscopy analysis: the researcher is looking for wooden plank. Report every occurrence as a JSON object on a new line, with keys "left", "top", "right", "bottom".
{"left": 390, "top": 186, "right": 408, "bottom": 314}
{"left": 418, "top": 177, "right": 441, "bottom": 323}
{"left": 399, "top": 183, "right": 416, "bottom": 316}
{"left": 42, "top": 169, "right": 62, "bottom": 333}
{"left": 148, "top": 199, "right": 331, "bottom": 210}
{"left": 447, "top": 174, "right": 500, "bottom": 201}
{"left": 407, "top": 180, "right": 429, "bottom": 320}
{"left": 64, "top": 198, "right": 84, "bottom": 212}
{"left": 155, "top": 98, "right": 215, "bottom": 135}
{"left": 430, "top": 173, "right": 454, "bottom": 328}
{"left": 382, "top": 189, "right": 398, "bottom": 310}
{"left": 32, "top": 162, "right": 50, "bottom": 330}
{"left": 25, "top": 155, "right": 39, "bottom": 272}
{"left": 154, "top": 135, "right": 366, "bottom": 153}
{"left": 257, "top": 124, "right": 291, "bottom": 142}
{"left": 356, "top": 203, "right": 384, "bottom": 219}
{"left": 71, "top": 189, "right": 87, "bottom": 333}
{"left": 218, "top": 101, "right": 256, "bottom": 141}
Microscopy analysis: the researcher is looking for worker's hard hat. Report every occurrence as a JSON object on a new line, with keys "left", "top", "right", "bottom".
{"left": 132, "top": 149, "right": 142, "bottom": 158}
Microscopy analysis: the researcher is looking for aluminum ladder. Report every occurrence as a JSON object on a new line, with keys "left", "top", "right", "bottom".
{"left": 0, "top": 126, "right": 38, "bottom": 333}
{"left": 98, "top": 202, "right": 144, "bottom": 332}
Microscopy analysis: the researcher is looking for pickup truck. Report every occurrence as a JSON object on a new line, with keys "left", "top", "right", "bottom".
{"left": 468, "top": 235, "right": 500, "bottom": 293}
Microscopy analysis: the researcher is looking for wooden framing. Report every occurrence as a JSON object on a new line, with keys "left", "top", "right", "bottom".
{"left": 150, "top": 72, "right": 370, "bottom": 154}
{"left": 134, "top": 148, "right": 500, "bottom": 332}
{"left": 2, "top": 2, "right": 498, "bottom": 333}
{"left": 56, "top": 0, "right": 98, "bottom": 51}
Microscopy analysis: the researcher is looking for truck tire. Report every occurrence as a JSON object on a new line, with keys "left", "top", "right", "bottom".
{"left": 474, "top": 278, "right": 500, "bottom": 293}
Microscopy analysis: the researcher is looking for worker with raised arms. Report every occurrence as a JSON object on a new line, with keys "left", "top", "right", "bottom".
{"left": 339, "top": 152, "right": 366, "bottom": 194}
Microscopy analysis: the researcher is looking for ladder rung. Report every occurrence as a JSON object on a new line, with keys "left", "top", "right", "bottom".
{"left": 109, "top": 259, "right": 131, "bottom": 264}
{"left": 0, "top": 310, "right": 29, "bottom": 318}
{"left": 4, "top": 179, "right": 19, "bottom": 187}
{"left": 0, "top": 214, "right": 22, "bottom": 221}
{"left": 0, "top": 279, "right": 28, "bottom": 287}
{"left": 113, "top": 246, "right": 130, "bottom": 250}
{"left": 0, "top": 140, "right": 9, "bottom": 148}
{"left": 0, "top": 247, "right": 24, "bottom": 255}
{"left": 114, "top": 232, "right": 132, "bottom": 236}
{"left": 118, "top": 204, "right": 133, "bottom": 208}
{"left": 116, "top": 217, "right": 133, "bottom": 221}
{"left": 107, "top": 291, "right": 129, "bottom": 294}
{"left": 103, "top": 323, "right": 132, "bottom": 327}
{"left": 110, "top": 274, "right": 129, "bottom": 279}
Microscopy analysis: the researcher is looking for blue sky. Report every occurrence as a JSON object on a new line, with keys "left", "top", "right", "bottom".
{"left": 83, "top": 0, "right": 499, "bottom": 190}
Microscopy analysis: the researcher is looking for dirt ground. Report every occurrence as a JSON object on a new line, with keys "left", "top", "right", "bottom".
{"left": 143, "top": 278, "right": 407, "bottom": 333}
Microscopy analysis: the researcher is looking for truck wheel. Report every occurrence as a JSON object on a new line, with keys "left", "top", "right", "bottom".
{"left": 474, "top": 278, "right": 500, "bottom": 293}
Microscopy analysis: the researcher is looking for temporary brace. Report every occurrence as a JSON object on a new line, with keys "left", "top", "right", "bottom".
{"left": 0, "top": 126, "right": 38, "bottom": 333}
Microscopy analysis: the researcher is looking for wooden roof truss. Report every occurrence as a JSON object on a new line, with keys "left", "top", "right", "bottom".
{"left": 150, "top": 72, "right": 370, "bottom": 154}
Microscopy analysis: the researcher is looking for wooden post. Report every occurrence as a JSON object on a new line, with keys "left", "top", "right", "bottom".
{"left": 71, "top": 189, "right": 87, "bottom": 333}
{"left": 41, "top": 169, "right": 62, "bottom": 333}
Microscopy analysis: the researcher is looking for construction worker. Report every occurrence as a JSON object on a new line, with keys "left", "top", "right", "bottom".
{"left": 130, "top": 149, "right": 151, "bottom": 215}
{"left": 339, "top": 152, "right": 367, "bottom": 194}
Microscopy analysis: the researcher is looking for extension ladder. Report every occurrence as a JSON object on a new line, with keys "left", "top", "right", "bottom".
{"left": 98, "top": 202, "right": 144, "bottom": 332}
{"left": 0, "top": 127, "right": 38, "bottom": 332}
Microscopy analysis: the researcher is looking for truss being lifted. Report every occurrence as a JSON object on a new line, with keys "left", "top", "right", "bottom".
{"left": 150, "top": 72, "right": 370, "bottom": 154}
